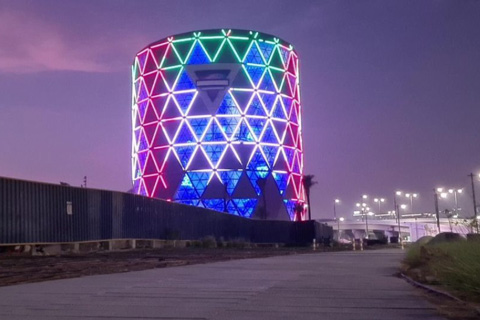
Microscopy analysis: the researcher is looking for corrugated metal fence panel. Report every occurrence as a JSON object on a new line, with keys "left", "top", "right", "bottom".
{"left": 0, "top": 177, "right": 331, "bottom": 244}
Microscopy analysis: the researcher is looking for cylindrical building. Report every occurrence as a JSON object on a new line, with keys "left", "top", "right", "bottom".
{"left": 132, "top": 29, "right": 305, "bottom": 220}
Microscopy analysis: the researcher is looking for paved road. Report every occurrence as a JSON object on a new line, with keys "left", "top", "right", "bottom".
{"left": 0, "top": 249, "right": 444, "bottom": 320}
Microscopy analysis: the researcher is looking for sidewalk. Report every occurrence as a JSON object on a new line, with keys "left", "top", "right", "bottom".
{"left": 0, "top": 248, "right": 444, "bottom": 319}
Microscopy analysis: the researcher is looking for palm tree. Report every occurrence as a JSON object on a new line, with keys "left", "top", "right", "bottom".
{"left": 294, "top": 202, "right": 304, "bottom": 221}
{"left": 302, "top": 174, "right": 317, "bottom": 220}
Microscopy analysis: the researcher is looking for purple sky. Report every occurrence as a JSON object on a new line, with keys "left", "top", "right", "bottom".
{"left": 1, "top": 0, "right": 479, "bottom": 219}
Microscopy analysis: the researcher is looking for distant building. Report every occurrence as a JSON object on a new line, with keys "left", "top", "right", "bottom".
{"left": 131, "top": 29, "right": 305, "bottom": 220}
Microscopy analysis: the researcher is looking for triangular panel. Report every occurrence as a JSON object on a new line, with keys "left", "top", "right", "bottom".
{"left": 272, "top": 171, "right": 288, "bottom": 195}
{"left": 188, "top": 147, "right": 213, "bottom": 170}
{"left": 203, "top": 144, "right": 227, "bottom": 166}
{"left": 161, "top": 97, "right": 183, "bottom": 120}
{"left": 260, "top": 121, "right": 279, "bottom": 144}
{"left": 172, "top": 39, "right": 195, "bottom": 64}
{"left": 200, "top": 38, "right": 225, "bottom": 61}
{"left": 258, "top": 68, "right": 276, "bottom": 92}
{"left": 203, "top": 119, "right": 227, "bottom": 142}
{"left": 261, "top": 145, "right": 279, "bottom": 168}
{"left": 244, "top": 41, "right": 264, "bottom": 64}
{"left": 175, "top": 70, "right": 195, "bottom": 91}
{"left": 217, "top": 116, "right": 240, "bottom": 139}
{"left": 162, "top": 44, "right": 182, "bottom": 67}
{"left": 151, "top": 95, "right": 169, "bottom": 118}
{"left": 257, "top": 41, "right": 275, "bottom": 64}
{"left": 174, "top": 121, "right": 196, "bottom": 144}
{"left": 245, "top": 65, "right": 265, "bottom": 87}
{"left": 174, "top": 174, "right": 198, "bottom": 200}
{"left": 187, "top": 171, "right": 212, "bottom": 197}
{"left": 246, "top": 117, "right": 266, "bottom": 140}
{"left": 219, "top": 170, "right": 242, "bottom": 195}
{"left": 188, "top": 117, "right": 210, "bottom": 139}
{"left": 173, "top": 145, "right": 196, "bottom": 169}
{"left": 260, "top": 93, "right": 276, "bottom": 115}
{"left": 202, "top": 199, "right": 225, "bottom": 212}
{"left": 217, "top": 92, "right": 240, "bottom": 115}
{"left": 174, "top": 92, "right": 196, "bottom": 115}
{"left": 230, "top": 90, "right": 254, "bottom": 113}
{"left": 246, "top": 94, "right": 267, "bottom": 117}
{"left": 188, "top": 41, "right": 210, "bottom": 64}
{"left": 151, "top": 43, "right": 169, "bottom": 68}
{"left": 232, "top": 198, "right": 258, "bottom": 218}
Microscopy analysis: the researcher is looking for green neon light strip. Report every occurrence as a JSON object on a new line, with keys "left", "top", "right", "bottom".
{"left": 172, "top": 37, "right": 194, "bottom": 43}
{"left": 212, "top": 38, "right": 227, "bottom": 62}
{"left": 170, "top": 44, "right": 185, "bottom": 65}
{"left": 182, "top": 40, "right": 198, "bottom": 64}
{"left": 198, "top": 36, "right": 224, "bottom": 40}
{"left": 226, "top": 39, "right": 242, "bottom": 62}
{"left": 197, "top": 40, "right": 213, "bottom": 62}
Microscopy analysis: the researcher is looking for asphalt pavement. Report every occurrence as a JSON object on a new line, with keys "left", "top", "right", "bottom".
{"left": 0, "top": 248, "right": 444, "bottom": 320}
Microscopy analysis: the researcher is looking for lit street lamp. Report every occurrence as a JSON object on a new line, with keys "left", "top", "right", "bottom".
{"left": 394, "top": 191, "right": 404, "bottom": 249}
{"left": 357, "top": 199, "right": 371, "bottom": 239}
{"left": 404, "top": 193, "right": 418, "bottom": 213}
{"left": 334, "top": 198, "right": 340, "bottom": 220}
{"left": 449, "top": 188, "right": 463, "bottom": 215}
{"left": 374, "top": 197, "right": 385, "bottom": 213}
{"left": 437, "top": 187, "right": 463, "bottom": 217}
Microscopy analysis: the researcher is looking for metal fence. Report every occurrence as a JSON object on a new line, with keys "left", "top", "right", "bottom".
{"left": 0, "top": 177, "right": 331, "bottom": 245}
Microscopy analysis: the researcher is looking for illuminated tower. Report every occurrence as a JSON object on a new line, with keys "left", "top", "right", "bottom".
{"left": 132, "top": 29, "right": 305, "bottom": 220}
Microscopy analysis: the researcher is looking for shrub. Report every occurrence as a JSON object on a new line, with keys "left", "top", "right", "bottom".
{"left": 226, "top": 238, "right": 249, "bottom": 248}
{"left": 200, "top": 236, "right": 217, "bottom": 248}
{"left": 404, "top": 240, "right": 480, "bottom": 301}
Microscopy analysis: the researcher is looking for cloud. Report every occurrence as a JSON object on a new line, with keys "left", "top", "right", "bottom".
{"left": 0, "top": 9, "right": 143, "bottom": 73}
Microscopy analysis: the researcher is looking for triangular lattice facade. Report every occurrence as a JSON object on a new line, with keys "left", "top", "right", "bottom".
{"left": 132, "top": 29, "right": 305, "bottom": 220}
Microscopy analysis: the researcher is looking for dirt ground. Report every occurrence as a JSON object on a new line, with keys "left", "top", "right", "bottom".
{"left": 0, "top": 246, "right": 323, "bottom": 287}
{"left": 2, "top": 245, "right": 478, "bottom": 319}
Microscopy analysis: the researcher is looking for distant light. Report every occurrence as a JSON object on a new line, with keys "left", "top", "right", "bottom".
{"left": 335, "top": 199, "right": 340, "bottom": 203}
{"left": 437, "top": 188, "right": 443, "bottom": 193}
{"left": 396, "top": 191, "right": 402, "bottom": 196}
{"left": 458, "top": 189, "right": 463, "bottom": 194}
{"left": 339, "top": 217, "right": 345, "bottom": 222}
{"left": 413, "top": 193, "right": 418, "bottom": 198}
{"left": 362, "top": 194, "right": 368, "bottom": 199}
{"left": 400, "top": 204, "right": 407, "bottom": 209}
{"left": 440, "top": 192, "right": 448, "bottom": 198}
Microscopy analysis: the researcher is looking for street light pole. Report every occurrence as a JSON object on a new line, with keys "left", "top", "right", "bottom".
{"left": 365, "top": 206, "right": 369, "bottom": 239}
{"left": 337, "top": 217, "right": 344, "bottom": 241}
{"left": 448, "top": 189, "right": 462, "bottom": 215}
{"left": 374, "top": 198, "right": 385, "bottom": 213}
{"left": 356, "top": 198, "right": 369, "bottom": 239}
{"left": 395, "top": 191, "right": 403, "bottom": 249}
{"left": 405, "top": 193, "right": 418, "bottom": 213}
{"left": 334, "top": 199, "right": 340, "bottom": 220}
{"left": 434, "top": 189, "right": 441, "bottom": 233}
{"left": 469, "top": 173, "right": 478, "bottom": 219}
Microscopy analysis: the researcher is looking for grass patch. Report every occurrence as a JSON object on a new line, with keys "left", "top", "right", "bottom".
{"left": 404, "top": 241, "right": 480, "bottom": 301}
